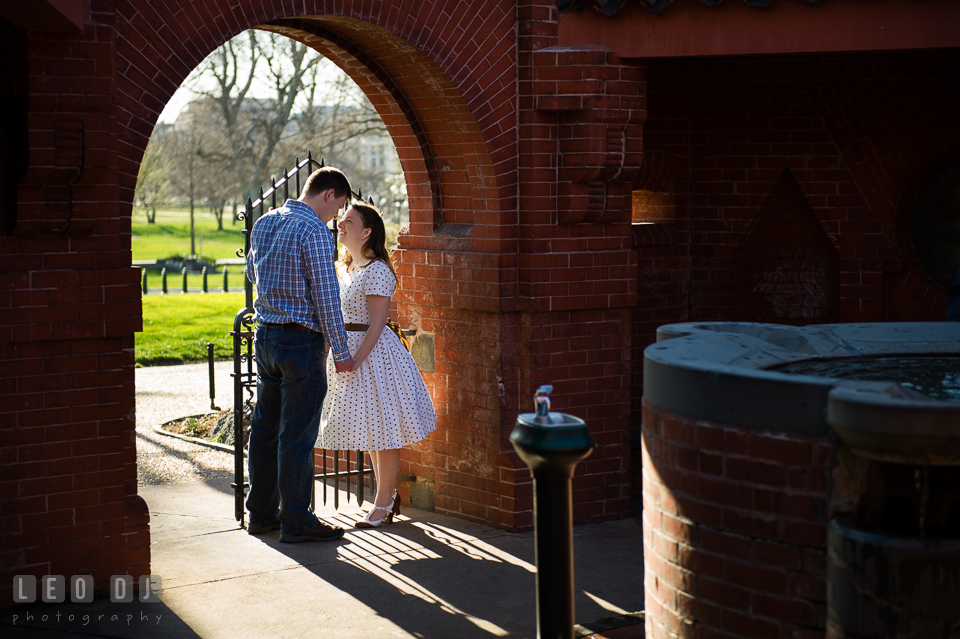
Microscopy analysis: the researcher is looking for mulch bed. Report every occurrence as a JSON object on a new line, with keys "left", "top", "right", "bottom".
{"left": 162, "top": 409, "right": 231, "bottom": 443}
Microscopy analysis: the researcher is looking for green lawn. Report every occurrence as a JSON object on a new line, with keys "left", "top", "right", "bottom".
{"left": 133, "top": 205, "right": 403, "bottom": 366}
{"left": 132, "top": 205, "right": 402, "bottom": 262}
{"left": 132, "top": 207, "right": 246, "bottom": 261}
{"left": 137, "top": 293, "right": 248, "bottom": 366}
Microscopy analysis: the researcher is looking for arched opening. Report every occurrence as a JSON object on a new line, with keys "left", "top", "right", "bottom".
{"left": 118, "top": 12, "right": 505, "bottom": 251}
{"left": 119, "top": 3, "right": 514, "bottom": 541}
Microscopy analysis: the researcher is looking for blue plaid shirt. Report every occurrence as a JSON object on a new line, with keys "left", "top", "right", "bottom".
{"left": 245, "top": 199, "right": 350, "bottom": 362}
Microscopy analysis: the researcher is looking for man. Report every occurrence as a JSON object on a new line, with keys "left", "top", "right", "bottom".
{"left": 244, "top": 167, "right": 355, "bottom": 543}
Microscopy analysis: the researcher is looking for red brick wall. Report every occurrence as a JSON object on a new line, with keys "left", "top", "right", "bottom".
{"left": 642, "top": 401, "right": 832, "bottom": 639}
{"left": 0, "top": 1, "right": 149, "bottom": 606}
{"left": 508, "top": 1, "right": 642, "bottom": 525}
{"left": 631, "top": 224, "right": 688, "bottom": 427}
{"left": 641, "top": 51, "right": 960, "bottom": 330}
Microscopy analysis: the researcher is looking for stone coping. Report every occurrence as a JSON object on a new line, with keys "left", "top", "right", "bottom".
{"left": 152, "top": 414, "right": 244, "bottom": 456}
{"left": 829, "top": 382, "right": 960, "bottom": 464}
{"left": 643, "top": 322, "right": 960, "bottom": 437}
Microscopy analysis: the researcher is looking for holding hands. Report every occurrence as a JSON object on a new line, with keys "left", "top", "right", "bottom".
{"left": 335, "top": 292, "right": 390, "bottom": 374}
{"left": 334, "top": 357, "right": 356, "bottom": 373}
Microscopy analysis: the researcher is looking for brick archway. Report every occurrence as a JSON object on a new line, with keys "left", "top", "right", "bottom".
{"left": 113, "top": 1, "right": 518, "bottom": 527}
{"left": 114, "top": 2, "right": 513, "bottom": 246}
{"left": 3, "top": 0, "right": 647, "bottom": 606}
{"left": 1, "top": 0, "right": 526, "bottom": 606}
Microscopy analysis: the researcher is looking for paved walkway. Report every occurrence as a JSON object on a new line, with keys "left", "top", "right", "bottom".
{"left": 135, "top": 361, "right": 241, "bottom": 486}
{"left": 2, "top": 364, "right": 645, "bottom": 639}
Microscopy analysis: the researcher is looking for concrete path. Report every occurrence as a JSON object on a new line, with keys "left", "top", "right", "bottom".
{"left": 2, "top": 364, "right": 645, "bottom": 639}
{"left": 135, "top": 361, "right": 243, "bottom": 486}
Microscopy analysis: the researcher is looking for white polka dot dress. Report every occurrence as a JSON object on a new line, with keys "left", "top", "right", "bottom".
{"left": 318, "top": 260, "right": 437, "bottom": 451}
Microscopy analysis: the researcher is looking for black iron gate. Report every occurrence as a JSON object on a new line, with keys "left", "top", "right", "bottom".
{"left": 231, "top": 153, "right": 375, "bottom": 528}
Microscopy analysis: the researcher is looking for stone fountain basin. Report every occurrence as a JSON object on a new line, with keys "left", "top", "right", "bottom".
{"left": 828, "top": 381, "right": 960, "bottom": 465}
{"left": 644, "top": 322, "right": 960, "bottom": 438}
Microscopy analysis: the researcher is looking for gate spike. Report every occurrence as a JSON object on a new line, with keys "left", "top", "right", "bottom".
{"left": 322, "top": 449, "right": 328, "bottom": 506}
{"left": 358, "top": 451, "right": 365, "bottom": 506}
{"left": 348, "top": 450, "right": 353, "bottom": 505}
{"left": 333, "top": 451, "right": 340, "bottom": 510}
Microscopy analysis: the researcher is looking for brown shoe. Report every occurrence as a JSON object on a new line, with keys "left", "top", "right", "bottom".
{"left": 247, "top": 518, "right": 281, "bottom": 535}
{"left": 279, "top": 521, "right": 345, "bottom": 543}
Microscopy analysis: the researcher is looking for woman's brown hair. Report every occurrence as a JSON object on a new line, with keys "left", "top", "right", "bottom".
{"left": 342, "top": 201, "right": 398, "bottom": 291}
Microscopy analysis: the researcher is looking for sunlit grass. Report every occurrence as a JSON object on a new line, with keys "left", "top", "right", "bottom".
{"left": 134, "top": 205, "right": 404, "bottom": 367}
{"left": 132, "top": 206, "right": 403, "bottom": 262}
{"left": 132, "top": 207, "right": 245, "bottom": 261}
{"left": 136, "top": 293, "right": 247, "bottom": 366}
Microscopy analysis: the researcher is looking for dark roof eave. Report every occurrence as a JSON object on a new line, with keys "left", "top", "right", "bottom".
{"left": 557, "top": 0, "right": 820, "bottom": 17}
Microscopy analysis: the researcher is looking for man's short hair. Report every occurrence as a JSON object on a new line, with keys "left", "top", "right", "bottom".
{"left": 302, "top": 167, "right": 351, "bottom": 200}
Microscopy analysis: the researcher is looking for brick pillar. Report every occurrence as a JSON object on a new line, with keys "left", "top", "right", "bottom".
{"left": 514, "top": 0, "right": 644, "bottom": 524}
{"left": 642, "top": 401, "right": 831, "bottom": 639}
{"left": 0, "top": 5, "right": 148, "bottom": 607}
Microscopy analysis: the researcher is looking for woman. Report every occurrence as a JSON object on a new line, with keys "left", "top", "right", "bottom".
{"left": 318, "top": 201, "right": 437, "bottom": 528}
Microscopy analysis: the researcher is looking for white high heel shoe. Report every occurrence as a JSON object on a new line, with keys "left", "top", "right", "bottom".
{"left": 355, "top": 491, "right": 401, "bottom": 529}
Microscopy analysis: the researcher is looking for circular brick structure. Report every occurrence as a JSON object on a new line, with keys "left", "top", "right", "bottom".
{"left": 641, "top": 322, "right": 960, "bottom": 639}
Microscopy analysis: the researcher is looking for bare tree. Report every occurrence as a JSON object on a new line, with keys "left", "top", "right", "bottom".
{"left": 199, "top": 161, "right": 236, "bottom": 231}
{"left": 188, "top": 30, "right": 326, "bottom": 203}
{"left": 168, "top": 123, "right": 206, "bottom": 256}
{"left": 135, "top": 126, "right": 172, "bottom": 223}
{"left": 188, "top": 31, "right": 257, "bottom": 206}
{"left": 295, "top": 73, "right": 386, "bottom": 156}
{"left": 162, "top": 29, "right": 408, "bottom": 232}
{"left": 280, "top": 73, "right": 408, "bottom": 227}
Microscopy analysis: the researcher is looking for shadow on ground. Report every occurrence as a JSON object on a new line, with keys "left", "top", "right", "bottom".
{"left": 1, "top": 477, "right": 643, "bottom": 639}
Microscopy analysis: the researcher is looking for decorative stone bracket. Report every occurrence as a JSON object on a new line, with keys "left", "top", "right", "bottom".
{"left": 532, "top": 46, "right": 645, "bottom": 224}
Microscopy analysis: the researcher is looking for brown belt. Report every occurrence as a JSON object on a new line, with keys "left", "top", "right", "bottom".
{"left": 264, "top": 322, "right": 312, "bottom": 332}
{"left": 344, "top": 323, "right": 370, "bottom": 332}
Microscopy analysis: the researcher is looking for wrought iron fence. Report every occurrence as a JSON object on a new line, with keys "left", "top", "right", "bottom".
{"left": 231, "top": 153, "right": 375, "bottom": 527}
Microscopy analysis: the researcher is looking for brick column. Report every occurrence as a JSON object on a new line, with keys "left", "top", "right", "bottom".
{"left": 514, "top": 0, "right": 644, "bottom": 524}
{"left": 0, "top": 4, "right": 147, "bottom": 606}
{"left": 642, "top": 401, "right": 831, "bottom": 639}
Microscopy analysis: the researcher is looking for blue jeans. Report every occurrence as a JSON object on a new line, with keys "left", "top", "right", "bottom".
{"left": 246, "top": 325, "right": 326, "bottom": 534}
